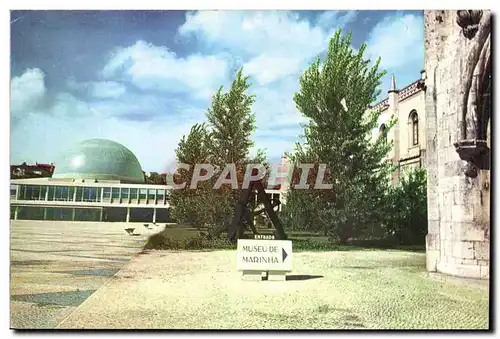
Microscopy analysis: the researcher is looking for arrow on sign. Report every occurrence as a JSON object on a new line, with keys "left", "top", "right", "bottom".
{"left": 282, "top": 248, "right": 288, "bottom": 262}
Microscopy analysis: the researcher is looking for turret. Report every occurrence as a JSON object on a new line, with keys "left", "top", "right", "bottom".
{"left": 388, "top": 74, "right": 400, "bottom": 184}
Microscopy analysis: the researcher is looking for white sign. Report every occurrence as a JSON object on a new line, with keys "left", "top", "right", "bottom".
{"left": 237, "top": 239, "right": 293, "bottom": 271}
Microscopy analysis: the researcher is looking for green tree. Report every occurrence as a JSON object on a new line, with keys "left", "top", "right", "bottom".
{"left": 171, "top": 68, "right": 263, "bottom": 238}
{"left": 385, "top": 167, "right": 428, "bottom": 245}
{"left": 207, "top": 68, "right": 257, "bottom": 167}
{"left": 169, "top": 123, "right": 214, "bottom": 227}
{"left": 283, "top": 29, "right": 395, "bottom": 243}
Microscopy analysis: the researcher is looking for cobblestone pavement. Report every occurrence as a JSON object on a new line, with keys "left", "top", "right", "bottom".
{"left": 56, "top": 249, "right": 490, "bottom": 330}
{"left": 10, "top": 220, "right": 161, "bottom": 329}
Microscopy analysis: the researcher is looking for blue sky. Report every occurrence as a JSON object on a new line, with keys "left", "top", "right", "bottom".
{"left": 10, "top": 10, "right": 424, "bottom": 172}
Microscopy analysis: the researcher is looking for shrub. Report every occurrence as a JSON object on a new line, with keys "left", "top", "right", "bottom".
{"left": 384, "top": 167, "right": 428, "bottom": 245}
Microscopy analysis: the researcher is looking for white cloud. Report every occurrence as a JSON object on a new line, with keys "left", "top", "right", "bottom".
{"left": 10, "top": 11, "right": 424, "bottom": 173}
{"left": 176, "top": 10, "right": 357, "bottom": 158}
{"left": 243, "top": 54, "right": 302, "bottom": 86}
{"left": 102, "top": 40, "right": 229, "bottom": 100}
{"left": 366, "top": 14, "right": 424, "bottom": 70}
{"left": 68, "top": 80, "right": 127, "bottom": 99}
{"left": 317, "top": 10, "right": 358, "bottom": 30}
{"left": 10, "top": 67, "right": 205, "bottom": 172}
{"left": 10, "top": 68, "right": 46, "bottom": 115}
{"left": 91, "top": 81, "right": 126, "bottom": 99}
{"left": 180, "top": 11, "right": 356, "bottom": 84}
{"left": 10, "top": 96, "right": 196, "bottom": 173}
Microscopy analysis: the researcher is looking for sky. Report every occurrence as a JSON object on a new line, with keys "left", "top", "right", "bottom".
{"left": 10, "top": 10, "right": 424, "bottom": 173}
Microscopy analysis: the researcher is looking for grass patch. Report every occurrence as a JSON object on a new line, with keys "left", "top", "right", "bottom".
{"left": 143, "top": 231, "right": 234, "bottom": 251}
{"left": 143, "top": 224, "right": 425, "bottom": 252}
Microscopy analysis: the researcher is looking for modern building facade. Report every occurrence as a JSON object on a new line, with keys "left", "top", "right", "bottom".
{"left": 10, "top": 139, "right": 171, "bottom": 223}
{"left": 370, "top": 73, "right": 427, "bottom": 184}
{"left": 10, "top": 138, "right": 284, "bottom": 223}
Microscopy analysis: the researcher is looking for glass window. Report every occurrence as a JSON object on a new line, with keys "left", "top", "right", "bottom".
{"left": 156, "top": 189, "right": 165, "bottom": 204}
{"left": 409, "top": 111, "right": 419, "bottom": 146}
{"left": 67, "top": 186, "right": 75, "bottom": 201}
{"left": 90, "top": 187, "right": 98, "bottom": 201}
{"left": 121, "top": 187, "right": 130, "bottom": 200}
{"left": 111, "top": 187, "right": 120, "bottom": 199}
{"left": 18, "top": 185, "right": 26, "bottom": 200}
{"left": 413, "top": 117, "right": 419, "bottom": 145}
{"left": 379, "top": 124, "right": 387, "bottom": 143}
{"left": 18, "top": 185, "right": 24, "bottom": 200}
{"left": 31, "top": 185, "right": 41, "bottom": 200}
{"left": 23, "top": 185, "right": 36, "bottom": 200}
{"left": 139, "top": 188, "right": 147, "bottom": 200}
{"left": 75, "top": 187, "right": 84, "bottom": 202}
{"left": 82, "top": 187, "right": 90, "bottom": 201}
{"left": 57, "top": 186, "right": 68, "bottom": 201}
{"left": 103, "top": 187, "right": 111, "bottom": 199}
{"left": 148, "top": 189, "right": 156, "bottom": 200}
{"left": 83, "top": 187, "right": 98, "bottom": 202}
{"left": 56, "top": 186, "right": 68, "bottom": 201}
{"left": 39, "top": 186, "right": 47, "bottom": 200}
{"left": 10, "top": 185, "right": 17, "bottom": 199}
{"left": 47, "top": 186, "right": 56, "bottom": 201}
{"left": 130, "top": 188, "right": 138, "bottom": 200}
{"left": 95, "top": 187, "right": 101, "bottom": 202}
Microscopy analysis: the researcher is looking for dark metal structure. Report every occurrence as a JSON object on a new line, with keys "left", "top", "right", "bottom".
{"left": 227, "top": 178, "right": 287, "bottom": 243}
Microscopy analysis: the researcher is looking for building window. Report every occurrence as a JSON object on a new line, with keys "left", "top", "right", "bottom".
{"left": 47, "top": 186, "right": 56, "bottom": 201}
{"left": 83, "top": 187, "right": 98, "bottom": 202}
{"left": 156, "top": 189, "right": 165, "bottom": 203}
{"left": 75, "top": 187, "right": 84, "bottom": 202}
{"left": 57, "top": 186, "right": 68, "bottom": 201}
{"left": 130, "top": 188, "right": 138, "bottom": 200}
{"left": 409, "top": 111, "right": 419, "bottom": 146}
{"left": 10, "top": 185, "right": 17, "bottom": 199}
{"left": 139, "top": 189, "right": 147, "bottom": 201}
{"left": 121, "top": 188, "right": 130, "bottom": 201}
{"left": 148, "top": 189, "right": 156, "bottom": 201}
{"left": 111, "top": 187, "right": 120, "bottom": 200}
{"left": 32, "top": 185, "right": 41, "bottom": 200}
{"left": 379, "top": 124, "right": 387, "bottom": 143}
{"left": 40, "top": 186, "right": 47, "bottom": 200}
{"left": 67, "top": 186, "right": 75, "bottom": 201}
{"left": 103, "top": 187, "right": 111, "bottom": 200}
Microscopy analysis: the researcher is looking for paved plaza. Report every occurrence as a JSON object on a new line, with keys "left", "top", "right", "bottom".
{"left": 10, "top": 220, "right": 161, "bottom": 329}
{"left": 10, "top": 220, "right": 489, "bottom": 330}
{"left": 56, "top": 250, "right": 489, "bottom": 330}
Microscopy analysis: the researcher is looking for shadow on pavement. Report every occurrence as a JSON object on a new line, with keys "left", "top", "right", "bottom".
{"left": 286, "top": 275, "right": 324, "bottom": 281}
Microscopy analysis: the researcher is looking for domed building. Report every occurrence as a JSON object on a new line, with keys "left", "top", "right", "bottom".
{"left": 52, "top": 139, "right": 145, "bottom": 184}
{"left": 10, "top": 139, "right": 170, "bottom": 224}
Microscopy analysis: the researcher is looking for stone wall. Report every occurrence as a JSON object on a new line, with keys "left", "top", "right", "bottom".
{"left": 424, "top": 10, "right": 490, "bottom": 280}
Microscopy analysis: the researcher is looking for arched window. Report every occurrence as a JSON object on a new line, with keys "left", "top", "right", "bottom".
{"left": 379, "top": 124, "right": 387, "bottom": 143}
{"left": 409, "top": 111, "right": 419, "bottom": 146}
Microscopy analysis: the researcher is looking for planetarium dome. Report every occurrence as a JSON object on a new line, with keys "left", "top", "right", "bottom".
{"left": 52, "top": 139, "right": 145, "bottom": 184}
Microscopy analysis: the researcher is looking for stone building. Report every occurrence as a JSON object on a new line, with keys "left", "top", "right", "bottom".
{"left": 370, "top": 73, "right": 427, "bottom": 184}
{"left": 424, "top": 10, "right": 490, "bottom": 280}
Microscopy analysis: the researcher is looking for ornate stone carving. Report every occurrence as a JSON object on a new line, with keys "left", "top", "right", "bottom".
{"left": 454, "top": 10, "right": 491, "bottom": 178}
{"left": 456, "top": 10, "right": 483, "bottom": 39}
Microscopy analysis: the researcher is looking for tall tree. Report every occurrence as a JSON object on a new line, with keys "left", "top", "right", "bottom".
{"left": 169, "top": 123, "right": 214, "bottom": 226}
{"left": 171, "top": 68, "right": 263, "bottom": 237}
{"left": 282, "top": 29, "right": 395, "bottom": 243}
{"left": 207, "top": 68, "right": 257, "bottom": 167}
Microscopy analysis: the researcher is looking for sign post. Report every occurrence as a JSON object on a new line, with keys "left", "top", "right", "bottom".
{"left": 237, "top": 239, "right": 293, "bottom": 281}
